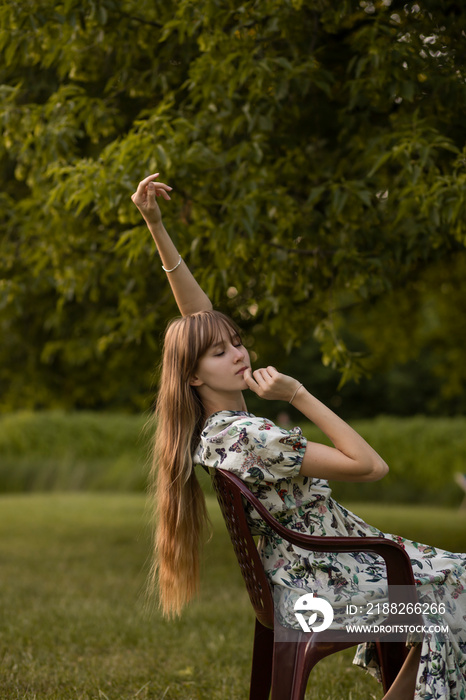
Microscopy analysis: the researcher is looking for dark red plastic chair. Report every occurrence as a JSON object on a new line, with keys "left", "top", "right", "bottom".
{"left": 211, "top": 467, "right": 420, "bottom": 700}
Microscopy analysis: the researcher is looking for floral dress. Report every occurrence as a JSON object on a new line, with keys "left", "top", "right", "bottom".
{"left": 193, "top": 411, "right": 466, "bottom": 700}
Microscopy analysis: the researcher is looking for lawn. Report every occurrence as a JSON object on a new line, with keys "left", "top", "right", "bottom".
{"left": 0, "top": 494, "right": 464, "bottom": 699}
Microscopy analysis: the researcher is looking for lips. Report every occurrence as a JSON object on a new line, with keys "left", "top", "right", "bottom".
{"left": 236, "top": 366, "right": 249, "bottom": 375}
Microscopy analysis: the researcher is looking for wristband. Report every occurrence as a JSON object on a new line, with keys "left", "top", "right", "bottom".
{"left": 162, "top": 255, "right": 182, "bottom": 273}
{"left": 289, "top": 383, "right": 303, "bottom": 404}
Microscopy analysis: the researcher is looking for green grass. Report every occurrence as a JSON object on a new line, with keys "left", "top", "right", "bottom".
{"left": 0, "top": 494, "right": 465, "bottom": 699}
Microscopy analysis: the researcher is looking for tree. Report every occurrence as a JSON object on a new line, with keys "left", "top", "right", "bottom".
{"left": 1, "top": 0, "right": 466, "bottom": 410}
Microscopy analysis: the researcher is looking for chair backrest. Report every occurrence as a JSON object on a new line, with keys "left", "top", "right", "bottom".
{"left": 211, "top": 468, "right": 275, "bottom": 629}
{"left": 211, "top": 466, "right": 419, "bottom": 634}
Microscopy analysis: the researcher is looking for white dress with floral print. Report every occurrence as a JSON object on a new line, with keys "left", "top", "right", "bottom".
{"left": 193, "top": 411, "right": 466, "bottom": 700}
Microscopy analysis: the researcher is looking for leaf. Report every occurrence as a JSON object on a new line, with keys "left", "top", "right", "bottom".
{"left": 1, "top": 0, "right": 466, "bottom": 410}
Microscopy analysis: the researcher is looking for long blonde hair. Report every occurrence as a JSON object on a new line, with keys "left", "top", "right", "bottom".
{"left": 149, "top": 310, "right": 242, "bottom": 617}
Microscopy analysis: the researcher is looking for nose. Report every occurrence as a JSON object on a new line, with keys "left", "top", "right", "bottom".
{"left": 232, "top": 344, "right": 245, "bottom": 362}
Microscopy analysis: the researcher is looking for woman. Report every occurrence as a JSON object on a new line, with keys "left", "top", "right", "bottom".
{"left": 132, "top": 174, "right": 466, "bottom": 700}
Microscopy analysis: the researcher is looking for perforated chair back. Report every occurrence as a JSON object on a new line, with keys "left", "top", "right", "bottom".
{"left": 211, "top": 468, "right": 275, "bottom": 629}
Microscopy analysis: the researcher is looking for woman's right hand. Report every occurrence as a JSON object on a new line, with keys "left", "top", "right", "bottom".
{"left": 131, "top": 173, "right": 173, "bottom": 227}
{"left": 243, "top": 366, "right": 302, "bottom": 403}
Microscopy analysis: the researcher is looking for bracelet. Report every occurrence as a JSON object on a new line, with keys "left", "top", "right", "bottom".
{"left": 289, "top": 383, "right": 303, "bottom": 405}
{"left": 162, "top": 255, "right": 182, "bottom": 273}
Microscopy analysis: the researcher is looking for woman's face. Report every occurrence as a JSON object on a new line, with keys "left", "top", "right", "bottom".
{"left": 190, "top": 329, "right": 250, "bottom": 395}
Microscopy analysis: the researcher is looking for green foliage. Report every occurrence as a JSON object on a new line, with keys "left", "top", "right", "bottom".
{"left": 317, "top": 415, "right": 466, "bottom": 506}
{"left": 1, "top": 411, "right": 465, "bottom": 507}
{"left": 0, "top": 410, "right": 148, "bottom": 491}
{"left": 347, "top": 253, "right": 466, "bottom": 409}
{"left": 1, "top": 1, "right": 466, "bottom": 409}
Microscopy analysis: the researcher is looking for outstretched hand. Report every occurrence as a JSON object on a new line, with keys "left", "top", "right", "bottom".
{"left": 131, "top": 173, "right": 173, "bottom": 226}
{"left": 243, "top": 366, "right": 301, "bottom": 402}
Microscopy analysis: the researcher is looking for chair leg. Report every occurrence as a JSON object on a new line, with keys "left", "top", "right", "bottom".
{"left": 270, "top": 631, "right": 324, "bottom": 700}
{"left": 270, "top": 636, "right": 308, "bottom": 700}
{"left": 375, "top": 640, "right": 409, "bottom": 693}
{"left": 270, "top": 628, "right": 364, "bottom": 700}
{"left": 249, "top": 618, "right": 274, "bottom": 700}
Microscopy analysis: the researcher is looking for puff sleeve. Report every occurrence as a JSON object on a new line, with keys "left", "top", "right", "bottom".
{"left": 193, "top": 412, "right": 306, "bottom": 484}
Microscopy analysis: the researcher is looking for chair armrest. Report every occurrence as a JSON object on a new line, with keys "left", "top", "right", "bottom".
{"left": 218, "top": 469, "right": 417, "bottom": 589}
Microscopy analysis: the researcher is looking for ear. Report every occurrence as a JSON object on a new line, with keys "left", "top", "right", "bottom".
{"left": 189, "top": 374, "right": 203, "bottom": 387}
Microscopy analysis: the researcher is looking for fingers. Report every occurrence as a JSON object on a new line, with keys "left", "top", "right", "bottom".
{"left": 252, "top": 368, "right": 270, "bottom": 390}
{"left": 141, "top": 173, "right": 160, "bottom": 185}
{"left": 243, "top": 366, "right": 280, "bottom": 397}
{"left": 132, "top": 173, "right": 159, "bottom": 201}
{"left": 157, "top": 185, "right": 172, "bottom": 200}
{"left": 243, "top": 368, "right": 268, "bottom": 395}
{"left": 253, "top": 367, "right": 277, "bottom": 385}
{"left": 145, "top": 181, "right": 172, "bottom": 201}
{"left": 243, "top": 367, "right": 259, "bottom": 394}
{"left": 131, "top": 174, "right": 173, "bottom": 204}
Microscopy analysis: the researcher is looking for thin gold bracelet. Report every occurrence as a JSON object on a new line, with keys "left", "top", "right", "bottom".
{"left": 289, "top": 383, "right": 303, "bottom": 404}
{"left": 162, "top": 255, "right": 182, "bottom": 273}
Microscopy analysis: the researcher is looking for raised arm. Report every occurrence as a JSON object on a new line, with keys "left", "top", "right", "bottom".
{"left": 131, "top": 173, "right": 213, "bottom": 316}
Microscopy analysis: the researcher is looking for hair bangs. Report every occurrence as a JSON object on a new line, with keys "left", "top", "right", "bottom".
{"left": 192, "top": 311, "right": 242, "bottom": 359}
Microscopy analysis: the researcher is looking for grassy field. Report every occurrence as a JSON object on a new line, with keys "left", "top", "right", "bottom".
{"left": 0, "top": 493, "right": 465, "bottom": 700}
